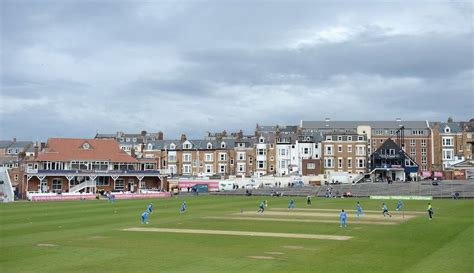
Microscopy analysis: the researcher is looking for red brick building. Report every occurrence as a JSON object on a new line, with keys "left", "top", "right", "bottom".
{"left": 24, "top": 138, "right": 167, "bottom": 196}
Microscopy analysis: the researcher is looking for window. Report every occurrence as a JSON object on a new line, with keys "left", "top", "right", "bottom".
{"left": 97, "top": 177, "right": 109, "bottom": 186}
{"left": 337, "top": 136, "right": 343, "bottom": 141}
{"left": 326, "top": 136, "right": 332, "bottom": 141}
{"left": 205, "top": 164, "right": 213, "bottom": 174}
{"left": 259, "top": 137, "right": 264, "bottom": 143}
{"left": 303, "top": 147, "right": 309, "bottom": 154}
{"left": 126, "top": 138, "right": 130, "bottom": 142}
{"left": 324, "top": 158, "right": 333, "bottom": 168}
{"left": 442, "top": 137, "right": 453, "bottom": 147}
{"left": 183, "top": 143, "right": 191, "bottom": 149}
{"left": 115, "top": 179, "right": 125, "bottom": 190}
{"left": 52, "top": 179, "right": 62, "bottom": 192}
{"left": 347, "top": 136, "right": 352, "bottom": 141}
{"left": 347, "top": 158, "right": 352, "bottom": 168}
{"left": 257, "top": 161, "right": 265, "bottom": 169}
{"left": 410, "top": 148, "right": 416, "bottom": 157}
{"left": 238, "top": 152, "right": 246, "bottom": 160}
{"left": 183, "top": 153, "right": 191, "bottom": 162}
{"left": 14, "top": 174, "right": 18, "bottom": 181}
{"left": 168, "top": 155, "right": 177, "bottom": 162}
{"left": 205, "top": 153, "right": 213, "bottom": 162}
{"left": 356, "top": 146, "right": 365, "bottom": 156}
{"left": 325, "top": 145, "right": 333, "bottom": 155}
{"left": 442, "top": 149, "right": 454, "bottom": 160}
{"left": 280, "top": 148, "right": 286, "bottom": 156}
{"left": 421, "top": 139, "right": 427, "bottom": 147}
{"left": 257, "top": 149, "right": 266, "bottom": 155}
{"left": 375, "top": 129, "right": 383, "bottom": 135}
{"left": 347, "top": 145, "right": 352, "bottom": 153}
{"left": 207, "top": 143, "right": 213, "bottom": 149}
{"left": 444, "top": 126, "right": 451, "bottom": 133}
{"left": 421, "top": 148, "right": 427, "bottom": 156}
{"left": 170, "top": 143, "right": 176, "bottom": 150}
{"left": 279, "top": 160, "right": 286, "bottom": 169}
{"left": 219, "top": 153, "right": 227, "bottom": 161}
{"left": 357, "top": 159, "right": 365, "bottom": 168}
{"left": 338, "top": 158, "right": 343, "bottom": 168}
{"left": 230, "top": 158, "right": 234, "bottom": 164}
{"left": 183, "top": 164, "right": 192, "bottom": 174}
{"left": 238, "top": 163, "right": 246, "bottom": 172}
{"left": 219, "top": 164, "right": 226, "bottom": 173}
{"left": 147, "top": 144, "right": 153, "bottom": 150}
{"left": 338, "top": 145, "right": 343, "bottom": 152}
{"left": 132, "top": 138, "right": 137, "bottom": 143}
{"left": 422, "top": 157, "right": 427, "bottom": 164}
{"left": 270, "top": 165, "right": 274, "bottom": 171}
{"left": 221, "top": 142, "right": 226, "bottom": 148}
{"left": 307, "top": 163, "right": 316, "bottom": 169}
{"left": 410, "top": 139, "right": 416, "bottom": 146}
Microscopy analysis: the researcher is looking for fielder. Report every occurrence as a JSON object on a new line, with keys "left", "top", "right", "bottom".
{"left": 356, "top": 201, "right": 364, "bottom": 217}
{"left": 141, "top": 211, "right": 149, "bottom": 224}
{"left": 147, "top": 203, "right": 153, "bottom": 214}
{"left": 340, "top": 209, "right": 347, "bottom": 227}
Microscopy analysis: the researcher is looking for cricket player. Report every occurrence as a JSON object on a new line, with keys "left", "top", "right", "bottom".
{"left": 356, "top": 201, "right": 364, "bottom": 217}
{"left": 147, "top": 203, "right": 153, "bottom": 214}
{"left": 428, "top": 203, "right": 434, "bottom": 220}
{"left": 141, "top": 211, "right": 149, "bottom": 224}
{"left": 257, "top": 201, "right": 265, "bottom": 213}
{"left": 382, "top": 203, "right": 392, "bottom": 217}
{"left": 180, "top": 201, "right": 187, "bottom": 213}
{"left": 288, "top": 199, "right": 295, "bottom": 209}
{"left": 340, "top": 209, "right": 347, "bottom": 227}
{"left": 396, "top": 200, "right": 403, "bottom": 211}
{"left": 306, "top": 195, "right": 312, "bottom": 206}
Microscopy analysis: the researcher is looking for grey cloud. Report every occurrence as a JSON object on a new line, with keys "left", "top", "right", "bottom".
{"left": 0, "top": 1, "right": 472, "bottom": 140}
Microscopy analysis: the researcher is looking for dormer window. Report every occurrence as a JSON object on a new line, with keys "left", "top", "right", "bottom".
{"left": 221, "top": 142, "right": 226, "bottom": 149}
{"left": 82, "top": 142, "right": 91, "bottom": 149}
{"left": 126, "top": 138, "right": 130, "bottom": 142}
{"left": 170, "top": 143, "right": 176, "bottom": 150}
{"left": 132, "top": 138, "right": 137, "bottom": 143}
{"left": 207, "top": 142, "right": 213, "bottom": 149}
{"left": 147, "top": 144, "right": 153, "bottom": 150}
{"left": 259, "top": 137, "right": 264, "bottom": 143}
{"left": 445, "top": 126, "right": 451, "bottom": 133}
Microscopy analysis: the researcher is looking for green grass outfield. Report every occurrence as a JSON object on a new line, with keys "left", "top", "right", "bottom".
{"left": 1, "top": 196, "right": 473, "bottom": 273}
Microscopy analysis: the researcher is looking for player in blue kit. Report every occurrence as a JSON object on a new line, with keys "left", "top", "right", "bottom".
{"left": 356, "top": 201, "right": 364, "bottom": 217}
{"left": 146, "top": 203, "right": 153, "bottom": 214}
{"left": 396, "top": 200, "right": 403, "bottom": 211}
{"left": 180, "top": 201, "right": 187, "bottom": 213}
{"left": 141, "top": 211, "right": 149, "bottom": 224}
{"left": 340, "top": 209, "right": 347, "bottom": 227}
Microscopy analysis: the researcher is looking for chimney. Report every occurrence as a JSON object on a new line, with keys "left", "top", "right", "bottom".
{"left": 158, "top": 131, "right": 163, "bottom": 140}
{"left": 181, "top": 134, "right": 187, "bottom": 141}
{"left": 34, "top": 143, "right": 39, "bottom": 159}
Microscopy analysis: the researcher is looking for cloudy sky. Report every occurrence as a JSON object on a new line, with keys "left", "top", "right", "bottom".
{"left": 1, "top": 0, "right": 473, "bottom": 140}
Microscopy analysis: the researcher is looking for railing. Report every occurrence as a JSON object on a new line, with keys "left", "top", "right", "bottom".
{"left": 26, "top": 169, "right": 165, "bottom": 175}
{"left": 69, "top": 180, "right": 96, "bottom": 193}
